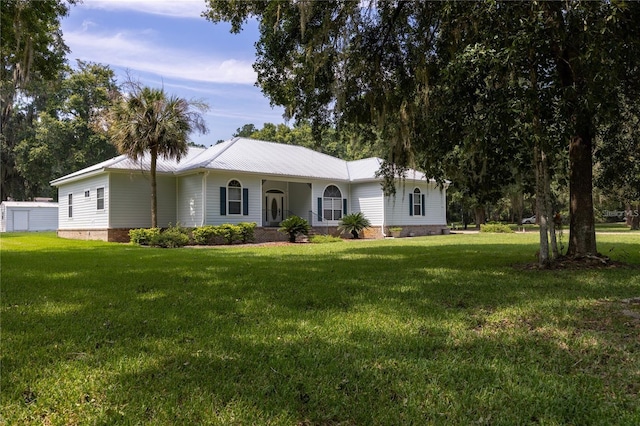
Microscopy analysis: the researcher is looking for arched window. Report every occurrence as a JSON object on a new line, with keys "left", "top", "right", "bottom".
{"left": 228, "top": 180, "right": 242, "bottom": 215}
{"left": 413, "top": 188, "right": 422, "bottom": 216}
{"left": 323, "top": 185, "right": 342, "bottom": 220}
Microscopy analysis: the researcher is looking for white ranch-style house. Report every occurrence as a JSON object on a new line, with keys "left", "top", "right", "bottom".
{"left": 50, "top": 137, "right": 449, "bottom": 242}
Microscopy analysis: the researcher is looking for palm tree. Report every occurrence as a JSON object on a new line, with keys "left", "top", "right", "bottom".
{"left": 107, "top": 85, "right": 208, "bottom": 227}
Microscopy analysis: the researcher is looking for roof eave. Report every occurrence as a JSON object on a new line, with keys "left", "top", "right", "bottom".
{"left": 50, "top": 169, "right": 106, "bottom": 186}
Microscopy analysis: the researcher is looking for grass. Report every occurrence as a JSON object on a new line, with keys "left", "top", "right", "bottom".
{"left": 2, "top": 232, "right": 639, "bottom": 425}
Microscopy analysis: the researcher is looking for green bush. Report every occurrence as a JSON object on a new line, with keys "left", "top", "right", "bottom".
{"left": 338, "top": 212, "right": 371, "bottom": 239}
{"left": 192, "top": 225, "right": 218, "bottom": 245}
{"left": 191, "top": 222, "right": 257, "bottom": 245}
{"left": 149, "top": 224, "right": 190, "bottom": 248}
{"left": 279, "top": 216, "right": 310, "bottom": 243}
{"left": 129, "top": 228, "right": 160, "bottom": 245}
{"left": 216, "top": 224, "right": 240, "bottom": 244}
{"left": 238, "top": 222, "right": 256, "bottom": 243}
{"left": 309, "top": 235, "right": 343, "bottom": 244}
{"left": 480, "top": 223, "right": 515, "bottom": 233}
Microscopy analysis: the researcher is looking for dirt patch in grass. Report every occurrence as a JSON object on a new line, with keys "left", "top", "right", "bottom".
{"left": 515, "top": 255, "right": 640, "bottom": 271}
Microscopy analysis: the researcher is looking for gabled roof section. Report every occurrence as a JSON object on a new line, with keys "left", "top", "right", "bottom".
{"left": 180, "top": 137, "right": 351, "bottom": 180}
{"left": 50, "top": 148, "right": 207, "bottom": 186}
{"left": 347, "top": 157, "right": 432, "bottom": 182}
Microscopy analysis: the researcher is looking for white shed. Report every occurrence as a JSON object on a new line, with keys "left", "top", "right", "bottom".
{"left": 0, "top": 201, "right": 59, "bottom": 232}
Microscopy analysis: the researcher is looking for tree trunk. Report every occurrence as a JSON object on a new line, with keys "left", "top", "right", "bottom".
{"left": 150, "top": 146, "right": 158, "bottom": 228}
{"left": 534, "top": 139, "right": 550, "bottom": 265}
{"left": 631, "top": 203, "right": 640, "bottom": 230}
{"left": 566, "top": 133, "right": 597, "bottom": 256}
{"left": 553, "top": 27, "right": 598, "bottom": 257}
{"left": 543, "top": 151, "right": 559, "bottom": 259}
{"left": 474, "top": 205, "right": 485, "bottom": 229}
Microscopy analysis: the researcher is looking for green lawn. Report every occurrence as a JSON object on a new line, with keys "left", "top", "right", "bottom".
{"left": 2, "top": 232, "right": 639, "bottom": 425}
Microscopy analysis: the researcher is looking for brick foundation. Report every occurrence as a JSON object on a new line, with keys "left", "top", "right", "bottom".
{"left": 57, "top": 228, "right": 132, "bottom": 242}
{"left": 383, "top": 225, "right": 450, "bottom": 238}
{"left": 57, "top": 224, "right": 450, "bottom": 244}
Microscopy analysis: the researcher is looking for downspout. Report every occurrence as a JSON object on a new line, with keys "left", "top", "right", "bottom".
{"left": 381, "top": 190, "right": 386, "bottom": 237}
{"left": 107, "top": 173, "right": 111, "bottom": 230}
{"left": 201, "top": 171, "right": 209, "bottom": 226}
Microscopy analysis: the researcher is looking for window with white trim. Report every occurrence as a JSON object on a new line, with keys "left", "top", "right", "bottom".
{"left": 97, "top": 187, "right": 105, "bottom": 210}
{"left": 84, "top": 190, "right": 90, "bottom": 198}
{"left": 68, "top": 193, "right": 73, "bottom": 218}
{"left": 228, "top": 180, "right": 242, "bottom": 215}
{"left": 323, "top": 185, "right": 342, "bottom": 221}
{"left": 413, "top": 188, "right": 422, "bottom": 216}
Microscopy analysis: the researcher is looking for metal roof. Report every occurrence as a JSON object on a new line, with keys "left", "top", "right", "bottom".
{"left": 51, "top": 148, "right": 207, "bottom": 185}
{"left": 1, "top": 201, "right": 59, "bottom": 208}
{"left": 51, "top": 138, "right": 434, "bottom": 185}
{"left": 180, "top": 138, "right": 350, "bottom": 180}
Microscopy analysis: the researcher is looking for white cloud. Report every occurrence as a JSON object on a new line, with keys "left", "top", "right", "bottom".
{"left": 64, "top": 28, "right": 257, "bottom": 85}
{"left": 80, "top": 0, "right": 207, "bottom": 19}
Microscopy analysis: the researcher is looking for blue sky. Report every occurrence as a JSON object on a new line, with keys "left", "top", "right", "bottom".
{"left": 60, "top": 0, "right": 286, "bottom": 146}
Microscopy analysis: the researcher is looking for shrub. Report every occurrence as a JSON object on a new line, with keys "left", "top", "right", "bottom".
{"left": 309, "top": 235, "right": 343, "bottom": 244}
{"left": 129, "top": 228, "right": 160, "bottom": 245}
{"left": 191, "top": 222, "right": 257, "bottom": 245}
{"left": 192, "top": 225, "right": 218, "bottom": 245}
{"left": 338, "top": 212, "right": 371, "bottom": 239}
{"left": 149, "top": 224, "right": 190, "bottom": 248}
{"left": 278, "top": 216, "right": 310, "bottom": 243}
{"left": 217, "top": 224, "right": 241, "bottom": 244}
{"left": 480, "top": 223, "right": 514, "bottom": 233}
{"left": 238, "top": 222, "right": 257, "bottom": 243}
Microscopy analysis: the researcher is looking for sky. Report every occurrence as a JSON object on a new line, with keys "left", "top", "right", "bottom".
{"left": 60, "top": 0, "right": 286, "bottom": 146}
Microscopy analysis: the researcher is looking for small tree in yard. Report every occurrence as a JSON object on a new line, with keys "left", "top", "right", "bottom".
{"left": 278, "top": 216, "right": 310, "bottom": 243}
{"left": 338, "top": 212, "right": 371, "bottom": 239}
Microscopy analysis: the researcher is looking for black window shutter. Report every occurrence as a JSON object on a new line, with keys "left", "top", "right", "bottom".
{"left": 422, "top": 194, "right": 426, "bottom": 216}
{"left": 242, "top": 188, "right": 249, "bottom": 215}
{"left": 220, "top": 187, "right": 226, "bottom": 216}
{"left": 343, "top": 199, "right": 347, "bottom": 215}
{"left": 409, "top": 193, "right": 413, "bottom": 216}
{"left": 317, "top": 197, "right": 323, "bottom": 221}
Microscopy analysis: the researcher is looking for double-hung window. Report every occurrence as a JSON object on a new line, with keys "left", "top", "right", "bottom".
{"left": 97, "top": 187, "right": 105, "bottom": 210}
{"left": 413, "top": 188, "right": 422, "bottom": 216}
{"left": 228, "top": 180, "right": 242, "bottom": 215}
{"left": 323, "top": 185, "right": 342, "bottom": 221}
{"left": 68, "top": 194, "right": 73, "bottom": 218}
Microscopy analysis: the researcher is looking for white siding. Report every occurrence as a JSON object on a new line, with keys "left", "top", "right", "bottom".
{"left": 425, "top": 186, "right": 447, "bottom": 225}
{"left": 177, "top": 173, "right": 204, "bottom": 227}
{"left": 310, "top": 181, "right": 349, "bottom": 226}
{"left": 0, "top": 204, "right": 58, "bottom": 232}
{"left": 110, "top": 172, "right": 176, "bottom": 228}
{"left": 385, "top": 182, "right": 446, "bottom": 226}
{"left": 350, "top": 182, "right": 384, "bottom": 226}
{"left": 58, "top": 174, "right": 110, "bottom": 229}
{"left": 205, "top": 172, "right": 262, "bottom": 225}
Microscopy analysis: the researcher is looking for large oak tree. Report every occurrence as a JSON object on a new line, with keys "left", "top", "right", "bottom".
{"left": 206, "top": 0, "right": 640, "bottom": 260}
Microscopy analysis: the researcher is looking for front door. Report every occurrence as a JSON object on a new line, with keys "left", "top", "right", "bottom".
{"left": 266, "top": 191, "right": 284, "bottom": 226}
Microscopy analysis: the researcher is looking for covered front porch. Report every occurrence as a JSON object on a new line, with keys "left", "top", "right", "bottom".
{"left": 261, "top": 179, "right": 314, "bottom": 227}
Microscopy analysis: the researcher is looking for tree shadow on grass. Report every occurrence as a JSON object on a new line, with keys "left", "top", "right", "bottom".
{"left": 2, "top": 237, "right": 640, "bottom": 423}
